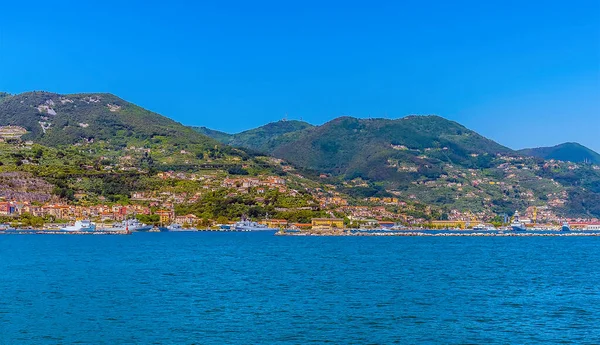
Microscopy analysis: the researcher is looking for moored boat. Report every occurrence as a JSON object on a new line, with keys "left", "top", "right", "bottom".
{"left": 104, "top": 219, "right": 152, "bottom": 232}
{"left": 233, "top": 217, "right": 272, "bottom": 231}
{"left": 61, "top": 220, "right": 96, "bottom": 232}
{"left": 510, "top": 212, "right": 527, "bottom": 232}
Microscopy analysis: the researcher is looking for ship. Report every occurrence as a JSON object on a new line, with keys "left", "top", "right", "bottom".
{"left": 510, "top": 212, "right": 527, "bottom": 231}
{"left": 561, "top": 222, "right": 571, "bottom": 232}
{"left": 61, "top": 220, "right": 96, "bottom": 232}
{"left": 104, "top": 219, "right": 152, "bottom": 232}
{"left": 232, "top": 216, "right": 273, "bottom": 231}
{"left": 473, "top": 224, "right": 496, "bottom": 231}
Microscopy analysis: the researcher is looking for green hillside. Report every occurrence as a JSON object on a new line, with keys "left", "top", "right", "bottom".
{"left": 271, "top": 116, "right": 512, "bottom": 178}
{"left": 2, "top": 92, "right": 599, "bottom": 218}
{"left": 0, "top": 91, "right": 216, "bottom": 148}
{"left": 0, "top": 91, "right": 305, "bottom": 205}
{"left": 519, "top": 143, "right": 600, "bottom": 165}
{"left": 191, "top": 126, "right": 233, "bottom": 143}
{"left": 194, "top": 120, "right": 313, "bottom": 153}
{"left": 197, "top": 115, "right": 600, "bottom": 218}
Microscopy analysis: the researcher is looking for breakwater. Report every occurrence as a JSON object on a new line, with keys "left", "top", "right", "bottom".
{"left": 276, "top": 230, "right": 600, "bottom": 237}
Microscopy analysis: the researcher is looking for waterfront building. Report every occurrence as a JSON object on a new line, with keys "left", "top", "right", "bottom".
{"left": 174, "top": 214, "right": 199, "bottom": 225}
{"left": 262, "top": 219, "right": 288, "bottom": 229}
{"left": 311, "top": 218, "right": 344, "bottom": 230}
{"left": 156, "top": 210, "right": 174, "bottom": 224}
{"left": 430, "top": 220, "right": 469, "bottom": 229}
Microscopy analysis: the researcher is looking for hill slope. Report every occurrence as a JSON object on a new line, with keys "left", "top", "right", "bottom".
{"left": 197, "top": 115, "right": 600, "bottom": 218}
{"left": 0, "top": 91, "right": 317, "bottom": 207}
{"left": 193, "top": 120, "right": 313, "bottom": 153}
{"left": 271, "top": 115, "right": 513, "bottom": 178}
{"left": 191, "top": 127, "right": 233, "bottom": 143}
{"left": 0, "top": 91, "right": 216, "bottom": 148}
{"left": 519, "top": 143, "right": 600, "bottom": 165}
{"left": 0, "top": 90, "right": 294, "bottom": 178}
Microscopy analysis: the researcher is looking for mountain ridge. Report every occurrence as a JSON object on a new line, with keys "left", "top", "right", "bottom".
{"left": 518, "top": 142, "right": 600, "bottom": 165}
{"left": 193, "top": 120, "right": 314, "bottom": 153}
{"left": 0, "top": 91, "right": 219, "bottom": 148}
{"left": 197, "top": 115, "right": 600, "bottom": 217}
{"left": 2, "top": 91, "right": 599, "bottom": 218}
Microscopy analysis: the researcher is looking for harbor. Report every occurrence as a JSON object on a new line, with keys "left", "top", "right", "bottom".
{"left": 276, "top": 229, "right": 600, "bottom": 237}
{"left": 2, "top": 211, "right": 599, "bottom": 236}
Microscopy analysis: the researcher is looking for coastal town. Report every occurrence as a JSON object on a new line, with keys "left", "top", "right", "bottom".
{"left": 0, "top": 112, "right": 599, "bottom": 235}
{"left": 2, "top": 175, "right": 599, "bottom": 234}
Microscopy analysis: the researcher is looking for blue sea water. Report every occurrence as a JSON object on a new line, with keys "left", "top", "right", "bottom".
{"left": 1, "top": 233, "right": 599, "bottom": 344}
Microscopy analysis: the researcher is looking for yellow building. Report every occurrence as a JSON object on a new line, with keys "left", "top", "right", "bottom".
{"left": 430, "top": 220, "right": 468, "bottom": 229}
{"left": 262, "top": 219, "right": 288, "bottom": 229}
{"left": 156, "top": 210, "right": 174, "bottom": 224}
{"left": 311, "top": 218, "right": 344, "bottom": 230}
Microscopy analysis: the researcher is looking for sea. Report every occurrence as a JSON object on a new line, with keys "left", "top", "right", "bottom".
{"left": 1, "top": 232, "right": 599, "bottom": 344}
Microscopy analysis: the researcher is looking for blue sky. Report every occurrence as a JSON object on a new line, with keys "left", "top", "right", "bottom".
{"left": 0, "top": 0, "right": 598, "bottom": 151}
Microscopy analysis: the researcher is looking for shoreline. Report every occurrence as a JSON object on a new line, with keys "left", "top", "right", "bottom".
{"left": 276, "top": 230, "right": 600, "bottom": 237}
{"left": 2, "top": 229, "right": 600, "bottom": 237}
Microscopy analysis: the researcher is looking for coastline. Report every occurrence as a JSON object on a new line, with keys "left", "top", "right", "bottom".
{"left": 2, "top": 229, "right": 600, "bottom": 237}
{"left": 276, "top": 230, "right": 600, "bottom": 237}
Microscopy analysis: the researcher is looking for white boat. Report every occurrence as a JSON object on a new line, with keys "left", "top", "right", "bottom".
{"left": 510, "top": 212, "right": 527, "bottom": 231}
{"left": 61, "top": 220, "right": 96, "bottom": 232}
{"left": 232, "top": 217, "right": 272, "bottom": 231}
{"left": 104, "top": 219, "right": 152, "bottom": 232}
{"left": 473, "top": 224, "right": 496, "bottom": 231}
{"left": 389, "top": 224, "right": 408, "bottom": 231}
{"left": 561, "top": 222, "right": 571, "bottom": 232}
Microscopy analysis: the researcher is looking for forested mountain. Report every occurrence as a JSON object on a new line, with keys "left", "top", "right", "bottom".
{"left": 270, "top": 116, "right": 511, "bottom": 176}
{"left": 0, "top": 91, "right": 298, "bottom": 206}
{"left": 201, "top": 115, "right": 514, "bottom": 179}
{"left": 193, "top": 120, "right": 313, "bottom": 153}
{"left": 0, "top": 91, "right": 216, "bottom": 148}
{"left": 1, "top": 91, "right": 599, "bottom": 218}
{"left": 191, "top": 127, "right": 233, "bottom": 144}
{"left": 519, "top": 143, "right": 600, "bottom": 165}
{"left": 199, "top": 115, "right": 600, "bottom": 218}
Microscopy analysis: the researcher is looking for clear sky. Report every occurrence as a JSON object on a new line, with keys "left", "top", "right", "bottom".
{"left": 0, "top": 0, "right": 598, "bottom": 151}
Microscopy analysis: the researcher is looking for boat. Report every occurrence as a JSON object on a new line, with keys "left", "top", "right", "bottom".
{"left": 61, "top": 220, "right": 96, "bottom": 232}
{"left": 510, "top": 212, "right": 527, "bottom": 232}
{"left": 473, "top": 224, "right": 497, "bottom": 231}
{"left": 232, "top": 216, "right": 272, "bottom": 231}
{"left": 104, "top": 219, "right": 152, "bottom": 232}
{"left": 218, "top": 224, "right": 232, "bottom": 231}
{"left": 0, "top": 223, "right": 14, "bottom": 231}
{"left": 389, "top": 224, "right": 408, "bottom": 231}
{"left": 167, "top": 223, "right": 197, "bottom": 232}
{"left": 561, "top": 222, "right": 571, "bottom": 232}
{"left": 149, "top": 226, "right": 161, "bottom": 232}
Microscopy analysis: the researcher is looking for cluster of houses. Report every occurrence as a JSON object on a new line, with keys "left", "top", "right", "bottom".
{"left": 220, "top": 176, "right": 302, "bottom": 198}
{"left": 336, "top": 205, "right": 404, "bottom": 221}
{"left": 0, "top": 201, "right": 175, "bottom": 223}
